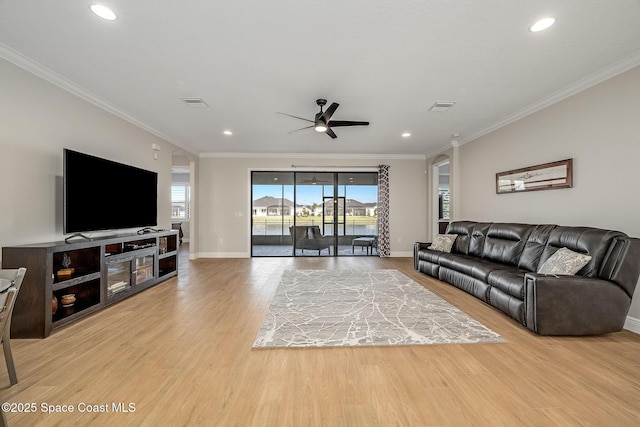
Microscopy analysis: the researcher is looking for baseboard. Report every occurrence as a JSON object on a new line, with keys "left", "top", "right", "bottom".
{"left": 390, "top": 251, "right": 414, "bottom": 257}
{"left": 624, "top": 315, "right": 640, "bottom": 334}
{"left": 195, "top": 251, "right": 413, "bottom": 258}
{"left": 197, "top": 252, "right": 250, "bottom": 258}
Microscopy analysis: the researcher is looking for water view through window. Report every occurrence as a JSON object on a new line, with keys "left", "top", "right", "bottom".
{"left": 251, "top": 171, "right": 378, "bottom": 256}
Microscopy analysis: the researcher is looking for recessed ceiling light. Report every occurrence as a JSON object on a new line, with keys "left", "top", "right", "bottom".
{"left": 402, "top": 132, "right": 411, "bottom": 138}
{"left": 429, "top": 102, "right": 456, "bottom": 112}
{"left": 181, "top": 98, "right": 209, "bottom": 109}
{"left": 529, "top": 17, "right": 555, "bottom": 32}
{"left": 223, "top": 130, "right": 233, "bottom": 135}
{"left": 90, "top": 4, "right": 117, "bottom": 21}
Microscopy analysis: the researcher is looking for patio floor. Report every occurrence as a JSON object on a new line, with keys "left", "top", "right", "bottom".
{"left": 252, "top": 244, "right": 377, "bottom": 257}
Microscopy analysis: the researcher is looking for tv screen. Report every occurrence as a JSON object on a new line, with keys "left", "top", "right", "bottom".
{"left": 64, "top": 149, "right": 158, "bottom": 234}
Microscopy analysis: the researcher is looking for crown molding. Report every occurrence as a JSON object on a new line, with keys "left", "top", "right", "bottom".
{"left": 0, "top": 43, "right": 198, "bottom": 156}
{"left": 5, "top": 39, "right": 638, "bottom": 160}
{"left": 459, "top": 49, "right": 640, "bottom": 146}
{"left": 200, "top": 152, "right": 426, "bottom": 160}
{"left": 424, "top": 144, "right": 455, "bottom": 159}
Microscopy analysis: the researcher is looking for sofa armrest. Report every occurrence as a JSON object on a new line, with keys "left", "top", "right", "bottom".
{"left": 414, "top": 242, "right": 431, "bottom": 269}
{"left": 524, "top": 273, "right": 631, "bottom": 335}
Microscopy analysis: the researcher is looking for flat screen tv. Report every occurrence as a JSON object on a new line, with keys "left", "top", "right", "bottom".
{"left": 64, "top": 149, "right": 158, "bottom": 234}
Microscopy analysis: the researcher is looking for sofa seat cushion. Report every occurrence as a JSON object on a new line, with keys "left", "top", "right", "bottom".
{"left": 417, "top": 248, "right": 445, "bottom": 264}
{"left": 488, "top": 269, "right": 528, "bottom": 300}
{"left": 438, "top": 254, "right": 503, "bottom": 282}
{"left": 488, "top": 287, "right": 525, "bottom": 324}
{"left": 439, "top": 267, "right": 491, "bottom": 302}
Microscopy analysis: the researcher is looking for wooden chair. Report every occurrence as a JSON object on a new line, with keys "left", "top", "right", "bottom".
{"left": 0, "top": 268, "right": 26, "bottom": 386}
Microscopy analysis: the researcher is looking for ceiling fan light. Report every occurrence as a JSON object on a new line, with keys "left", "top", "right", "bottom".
{"left": 315, "top": 124, "right": 328, "bottom": 132}
{"left": 529, "top": 17, "right": 555, "bottom": 32}
{"left": 90, "top": 4, "right": 117, "bottom": 21}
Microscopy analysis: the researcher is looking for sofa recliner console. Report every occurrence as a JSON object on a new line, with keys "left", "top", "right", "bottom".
{"left": 414, "top": 221, "right": 640, "bottom": 335}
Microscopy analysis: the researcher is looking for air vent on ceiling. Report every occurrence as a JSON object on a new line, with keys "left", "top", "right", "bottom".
{"left": 181, "top": 98, "right": 209, "bottom": 109}
{"left": 429, "top": 101, "right": 456, "bottom": 112}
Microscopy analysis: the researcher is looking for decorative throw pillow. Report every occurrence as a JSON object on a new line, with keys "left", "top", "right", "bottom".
{"left": 537, "top": 247, "right": 592, "bottom": 275}
{"left": 428, "top": 234, "right": 457, "bottom": 253}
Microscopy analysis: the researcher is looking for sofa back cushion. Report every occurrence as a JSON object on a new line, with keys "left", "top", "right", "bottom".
{"left": 445, "top": 221, "right": 491, "bottom": 256}
{"left": 518, "top": 224, "right": 556, "bottom": 271}
{"left": 482, "top": 223, "right": 534, "bottom": 266}
{"left": 539, "top": 226, "right": 626, "bottom": 277}
{"left": 445, "top": 221, "right": 476, "bottom": 254}
{"left": 469, "top": 223, "right": 492, "bottom": 257}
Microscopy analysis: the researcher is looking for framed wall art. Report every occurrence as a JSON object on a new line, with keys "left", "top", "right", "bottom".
{"left": 496, "top": 159, "right": 573, "bottom": 194}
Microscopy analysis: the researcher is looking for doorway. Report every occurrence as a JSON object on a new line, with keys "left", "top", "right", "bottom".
{"left": 432, "top": 159, "right": 450, "bottom": 239}
{"left": 251, "top": 171, "right": 378, "bottom": 257}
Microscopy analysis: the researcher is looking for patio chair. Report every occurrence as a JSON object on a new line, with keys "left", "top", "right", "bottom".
{"left": 289, "top": 226, "right": 332, "bottom": 255}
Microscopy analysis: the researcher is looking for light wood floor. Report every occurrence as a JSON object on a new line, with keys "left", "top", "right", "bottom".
{"left": 2, "top": 247, "right": 640, "bottom": 426}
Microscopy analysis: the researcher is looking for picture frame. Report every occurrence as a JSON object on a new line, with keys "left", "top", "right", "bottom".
{"left": 496, "top": 159, "right": 573, "bottom": 194}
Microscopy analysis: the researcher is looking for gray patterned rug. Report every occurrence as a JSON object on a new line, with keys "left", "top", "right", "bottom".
{"left": 253, "top": 269, "right": 505, "bottom": 348}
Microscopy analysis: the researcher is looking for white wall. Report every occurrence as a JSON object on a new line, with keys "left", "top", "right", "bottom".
{"left": 455, "top": 64, "right": 640, "bottom": 326}
{"left": 197, "top": 156, "right": 428, "bottom": 257}
{"left": 0, "top": 58, "right": 178, "bottom": 248}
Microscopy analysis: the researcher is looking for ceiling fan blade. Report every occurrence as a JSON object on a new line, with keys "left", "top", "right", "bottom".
{"left": 325, "top": 128, "right": 338, "bottom": 139}
{"left": 321, "top": 102, "right": 339, "bottom": 122}
{"left": 277, "top": 112, "right": 314, "bottom": 123}
{"left": 327, "top": 120, "right": 369, "bottom": 127}
{"left": 287, "top": 125, "right": 314, "bottom": 134}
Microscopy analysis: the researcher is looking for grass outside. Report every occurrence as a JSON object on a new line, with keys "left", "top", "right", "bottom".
{"left": 252, "top": 215, "right": 378, "bottom": 236}
{"left": 252, "top": 215, "right": 377, "bottom": 226}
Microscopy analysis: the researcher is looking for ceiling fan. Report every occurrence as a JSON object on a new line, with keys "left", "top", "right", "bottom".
{"left": 300, "top": 175, "right": 330, "bottom": 185}
{"left": 278, "top": 99, "right": 369, "bottom": 139}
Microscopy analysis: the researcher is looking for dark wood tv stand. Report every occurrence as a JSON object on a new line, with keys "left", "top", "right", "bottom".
{"left": 2, "top": 230, "right": 179, "bottom": 338}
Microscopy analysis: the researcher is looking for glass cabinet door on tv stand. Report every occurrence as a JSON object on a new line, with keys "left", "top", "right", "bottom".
{"left": 134, "top": 251, "right": 155, "bottom": 289}
{"left": 106, "top": 255, "right": 133, "bottom": 298}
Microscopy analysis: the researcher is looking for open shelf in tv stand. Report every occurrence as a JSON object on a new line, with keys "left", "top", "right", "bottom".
{"left": 1, "top": 230, "right": 179, "bottom": 338}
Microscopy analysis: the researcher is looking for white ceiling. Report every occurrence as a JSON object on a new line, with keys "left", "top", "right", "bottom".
{"left": 2, "top": 1, "right": 640, "bottom": 157}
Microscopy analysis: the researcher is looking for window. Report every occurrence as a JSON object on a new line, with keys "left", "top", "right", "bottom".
{"left": 251, "top": 171, "right": 378, "bottom": 257}
{"left": 171, "top": 184, "right": 190, "bottom": 219}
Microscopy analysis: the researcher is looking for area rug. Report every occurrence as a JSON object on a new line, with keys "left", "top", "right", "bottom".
{"left": 252, "top": 270, "right": 505, "bottom": 348}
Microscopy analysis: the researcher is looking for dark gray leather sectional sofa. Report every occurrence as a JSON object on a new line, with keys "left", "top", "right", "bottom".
{"left": 414, "top": 221, "right": 640, "bottom": 335}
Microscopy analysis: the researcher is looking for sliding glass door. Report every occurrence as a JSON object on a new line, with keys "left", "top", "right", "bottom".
{"left": 251, "top": 172, "right": 295, "bottom": 256}
{"left": 293, "top": 172, "right": 335, "bottom": 256}
{"left": 251, "top": 171, "right": 378, "bottom": 257}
